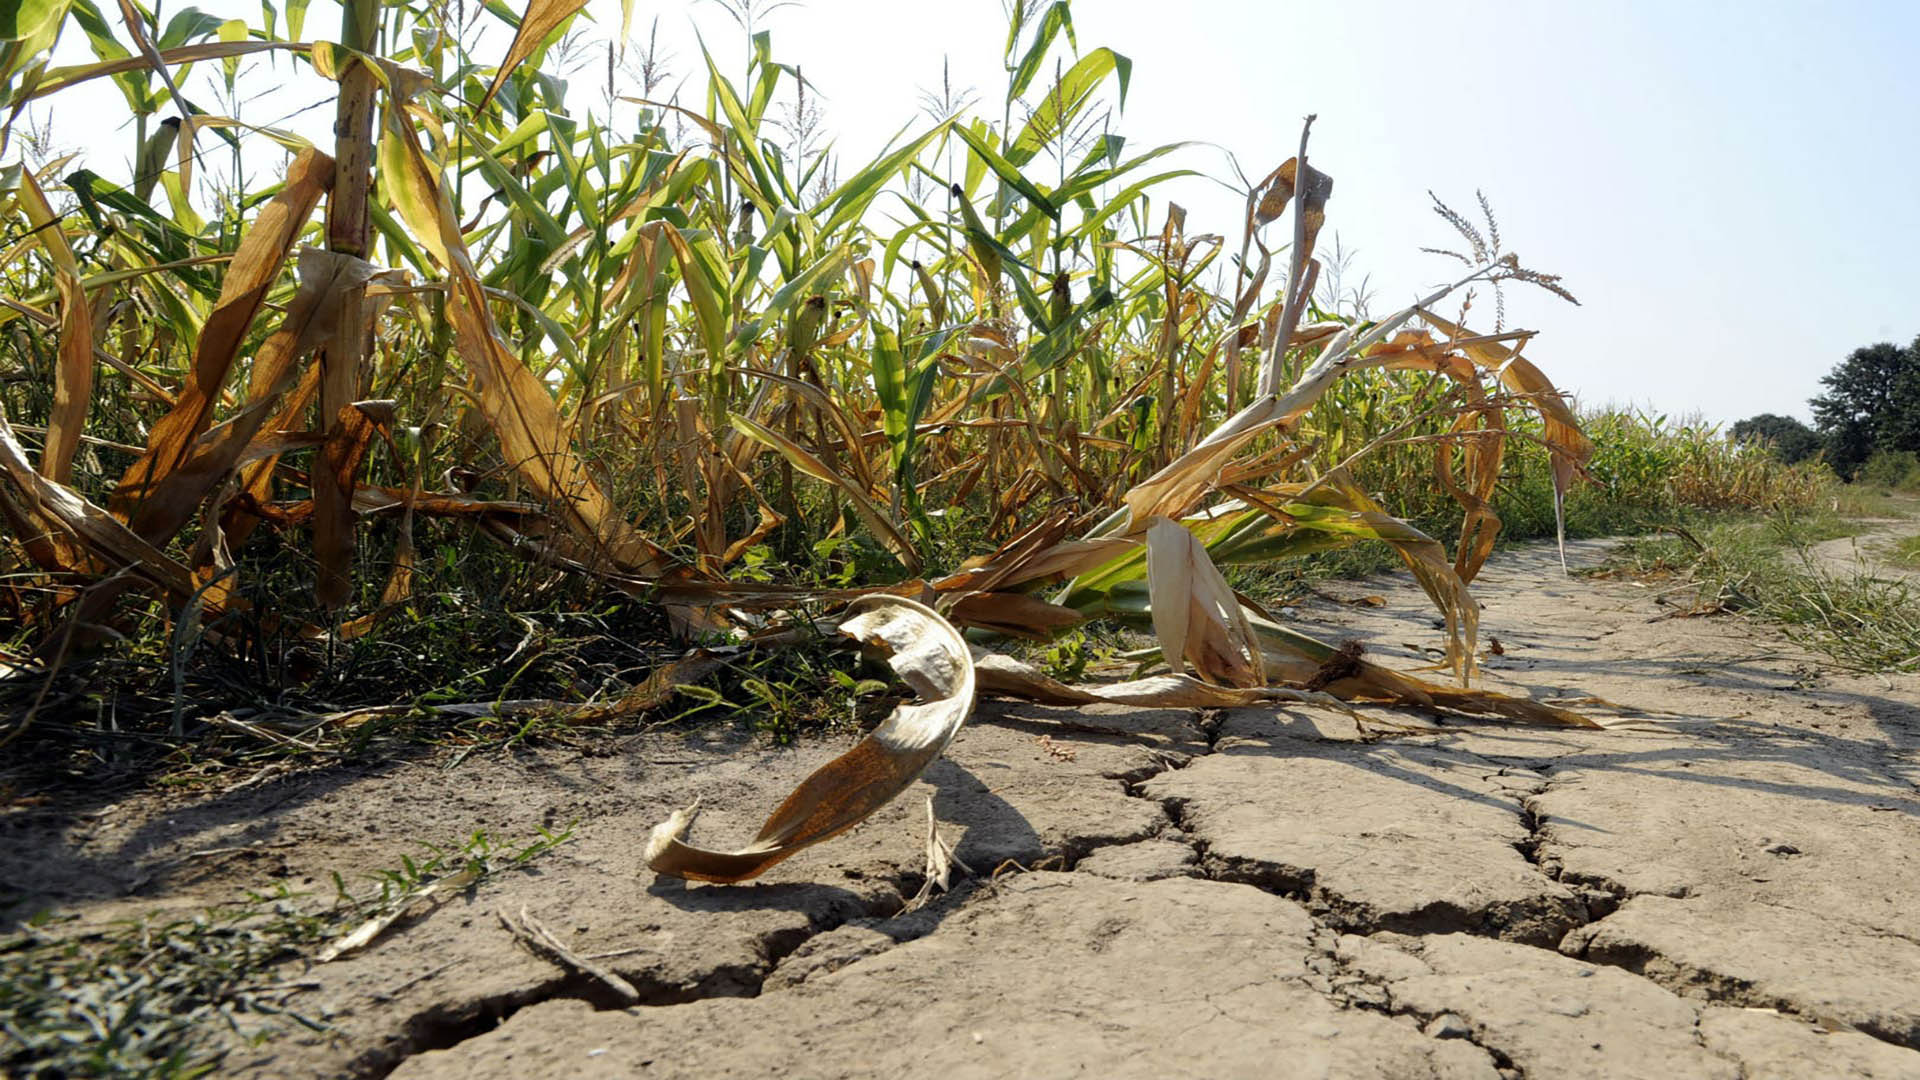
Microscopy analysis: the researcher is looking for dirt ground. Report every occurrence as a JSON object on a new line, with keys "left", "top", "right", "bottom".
{"left": 5, "top": 535, "right": 1919, "bottom": 1079}
{"left": 1809, "top": 512, "right": 1920, "bottom": 583}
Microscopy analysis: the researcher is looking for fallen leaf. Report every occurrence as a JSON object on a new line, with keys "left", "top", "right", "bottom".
{"left": 646, "top": 596, "right": 974, "bottom": 883}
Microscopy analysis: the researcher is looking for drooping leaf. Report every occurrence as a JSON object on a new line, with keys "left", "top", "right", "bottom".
{"left": 15, "top": 169, "right": 91, "bottom": 486}
{"left": 385, "top": 101, "right": 671, "bottom": 578}
{"left": 1144, "top": 516, "right": 1264, "bottom": 688}
{"left": 113, "top": 147, "right": 333, "bottom": 526}
{"left": 477, "top": 0, "right": 588, "bottom": 112}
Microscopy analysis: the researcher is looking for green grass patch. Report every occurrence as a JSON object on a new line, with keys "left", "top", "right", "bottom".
{"left": 0, "top": 825, "right": 572, "bottom": 1079}
{"left": 1889, "top": 534, "right": 1920, "bottom": 568}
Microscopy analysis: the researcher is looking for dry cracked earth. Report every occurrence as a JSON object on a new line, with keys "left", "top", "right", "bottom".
{"left": 6, "top": 539, "right": 1920, "bottom": 1078}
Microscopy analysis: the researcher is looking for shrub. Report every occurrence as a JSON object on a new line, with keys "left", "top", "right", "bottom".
{"left": 1857, "top": 450, "right": 1920, "bottom": 492}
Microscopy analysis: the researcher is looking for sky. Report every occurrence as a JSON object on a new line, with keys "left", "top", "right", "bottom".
{"left": 30, "top": 0, "right": 1920, "bottom": 425}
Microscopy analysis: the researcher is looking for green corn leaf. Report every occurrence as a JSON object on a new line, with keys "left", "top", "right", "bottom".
{"left": 1007, "top": 47, "right": 1131, "bottom": 167}
{"left": 952, "top": 122, "right": 1057, "bottom": 221}
{"left": 1006, "top": 1, "right": 1075, "bottom": 100}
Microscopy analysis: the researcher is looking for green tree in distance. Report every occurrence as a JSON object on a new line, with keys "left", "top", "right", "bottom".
{"left": 1810, "top": 337, "right": 1919, "bottom": 477}
{"left": 1730, "top": 413, "right": 1823, "bottom": 465}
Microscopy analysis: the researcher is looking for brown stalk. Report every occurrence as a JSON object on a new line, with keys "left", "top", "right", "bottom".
{"left": 315, "top": 0, "right": 382, "bottom": 610}
{"left": 1257, "top": 116, "right": 1325, "bottom": 400}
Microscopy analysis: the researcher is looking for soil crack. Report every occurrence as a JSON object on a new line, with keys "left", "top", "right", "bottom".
{"left": 1304, "top": 925, "right": 1527, "bottom": 1078}
{"left": 1560, "top": 921, "right": 1920, "bottom": 1051}
{"left": 356, "top": 883, "right": 935, "bottom": 1078}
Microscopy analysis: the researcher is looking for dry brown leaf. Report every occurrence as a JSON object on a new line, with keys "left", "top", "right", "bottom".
{"left": 0, "top": 405, "right": 196, "bottom": 601}
{"left": 974, "top": 641, "right": 1598, "bottom": 730}
{"left": 945, "top": 590, "right": 1085, "bottom": 640}
{"left": 477, "top": 0, "right": 589, "bottom": 112}
{"left": 42, "top": 248, "right": 377, "bottom": 642}
{"left": 383, "top": 102, "right": 668, "bottom": 578}
{"left": 1416, "top": 308, "right": 1594, "bottom": 568}
{"left": 1113, "top": 395, "right": 1286, "bottom": 533}
{"left": 221, "top": 363, "right": 321, "bottom": 552}
{"left": 131, "top": 247, "right": 376, "bottom": 547}
{"left": 1276, "top": 157, "right": 1333, "bottom": 251}
{"left": 646, "top": 596, "right": 974, "bottom": 883}
{"left": 972, "top": 651, "right": 1320, "bottom": 709}
{"left": 17, "top": 170, "right": 93, "bottom": 489}
{"left": 1247, "top": 616, "right": 1597, "bottom": 728}
{"left": 942, "top": 536, "right": 1139, "bottom": 594}
{"left": 112, "top": 148, "right": 333, "bottom": 520}
{"left": 1301, "top": 481, "right": 1481, "bottom": 682}
{"left": 1144, "top": 516, "right": 1264, "bottom": 688}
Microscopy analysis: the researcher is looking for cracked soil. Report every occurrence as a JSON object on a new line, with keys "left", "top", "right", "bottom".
{"left": 5, "top": 538, "right": 1919, "bottom": 1078}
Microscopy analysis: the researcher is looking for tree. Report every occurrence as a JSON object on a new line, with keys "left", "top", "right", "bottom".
{"left": 1809, "top": 337, "right": 1919, "bottom": 477}
{"left": 1881, "top": 352, "right": 1920, "bottom": 456}
{"left": 1730, "top": 413, "right": 1822, "bottom": 464}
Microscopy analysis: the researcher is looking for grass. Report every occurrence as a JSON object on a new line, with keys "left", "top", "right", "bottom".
{"left": 0, "top": 824, "right": 572, "bottom": 1079}
{"left": 1601, "top": 506, "right": 1920, "bottom": 673}
{"left": 1892, "top": 535, "right": 1920, "bottom": 568}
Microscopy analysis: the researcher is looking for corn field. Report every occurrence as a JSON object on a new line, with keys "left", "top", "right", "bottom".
{"left": 0, "top": 0, "right": 1623, "bottom": 750}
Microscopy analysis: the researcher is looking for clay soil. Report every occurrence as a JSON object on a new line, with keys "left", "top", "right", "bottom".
{"left": 5, "top": 535, "right": 1919, "bottom": 1079}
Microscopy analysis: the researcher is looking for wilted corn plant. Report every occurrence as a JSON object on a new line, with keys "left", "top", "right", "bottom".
{"left": 0, "top": 0, "right": 1607, "bottom": 875}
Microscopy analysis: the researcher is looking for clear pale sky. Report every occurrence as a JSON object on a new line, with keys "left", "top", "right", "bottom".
{"left": 34, "top": 0, "right": 1920, "bottom": 425}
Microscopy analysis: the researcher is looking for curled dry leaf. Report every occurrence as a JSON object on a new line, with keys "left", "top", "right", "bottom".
{"left": 1416, "top": 308, "right": 1594, "bottom": 568}
{"left": 945, "top": 590, "right": 1084, "bottom": 640}
{"left": 1249, "top": 155, "right": 1334, "bottom": 232}
{"left": 1246, "top": 615, "right": 1600, "bottom": 728}
{"left": 1144, "top": 516, "right": 1264, "bottom": 688}
{"left": 973, "top": 638, "right": 1601, "bottom": 730}
{"left": 973, "top": 650, "right": 1348, "bottom": 712}
{"left": 646, "top": 596, "right": 975, "bottom": 883}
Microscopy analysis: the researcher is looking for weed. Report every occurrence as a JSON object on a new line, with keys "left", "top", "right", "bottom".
{"left": 1606, "top": 509, "right": 1920, "bottom": 673}
{"left": 1891, "top": 535, "right": 1920, "bottom": 568}
{"left": 0, "top": 825, "right": 572, "bottom": 1079}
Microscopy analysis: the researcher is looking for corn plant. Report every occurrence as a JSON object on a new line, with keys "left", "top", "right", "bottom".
{"left": 0, "top": 0, "right": 1625, "bottom": 743}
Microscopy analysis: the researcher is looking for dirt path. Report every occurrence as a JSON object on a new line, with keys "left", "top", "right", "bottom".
{"left": 1809, "top": 507, "right": 1920, "bottom": 583}
{"left": 6, "top": 539, "right": 1920, "bottom": 1078}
